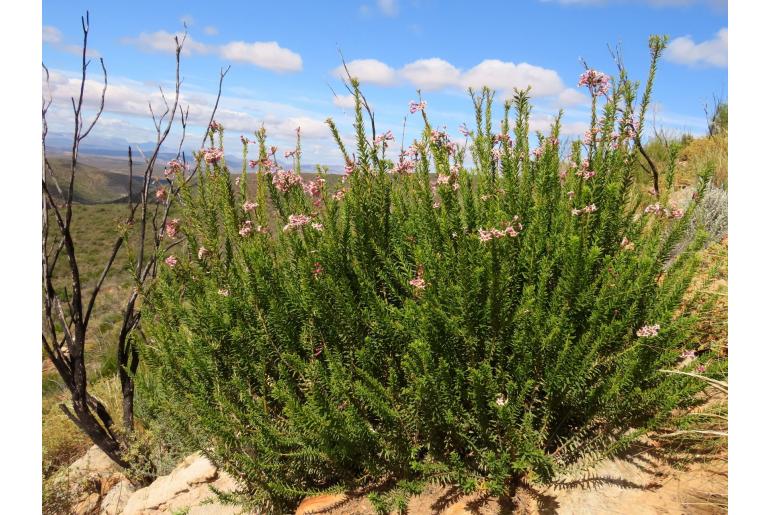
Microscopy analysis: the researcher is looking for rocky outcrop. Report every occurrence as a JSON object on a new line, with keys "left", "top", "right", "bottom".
{"left": 121, "top": 453, "right": 241, "bottom": 515}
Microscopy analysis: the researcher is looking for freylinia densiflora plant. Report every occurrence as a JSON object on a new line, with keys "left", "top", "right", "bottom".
{"left": 141, "top": 36, "right": 715, "bottom": 513}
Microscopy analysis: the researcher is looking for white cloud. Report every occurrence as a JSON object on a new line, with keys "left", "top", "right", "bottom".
{"left": 540, "top": 0, "right": 726, "bottom": 7}
{"left": 43, "top": 26, "right": 62, "bottom": 44}
{"left": 461, "top": 60, "right": 564, "bottom": 96}
{"left": 334, "top": 59, "right": 398, "bottom": 86}
{"left": 400, "top": 58, "right": 461, "bottom": 91}
{"left": 122, "top": 31, "right": 303, "bottom": 73}
{"left": 203, "top": 26, "right": 219, "bottom": 36}
{"left": 377, "top": 0, "right": 399, "bottom": 16}
{"left": 665, "top": 28, "right": 727, "bottom": 68}
{"left": 43, "top": 25, "right": 101, "bottom": 57}
{"left": 219, "top": 41, "right": 303, "bottom": 72}
{"left": 332, "top": 94, "right": 357, "bottom": 109}
{"left": 122, "top": 31, "right": 210, "bottom": 56}
{"left": 556, "top": 88, "right": 590, "bottom": 107}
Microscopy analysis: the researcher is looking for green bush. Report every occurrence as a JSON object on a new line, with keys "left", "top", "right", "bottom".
{"left": 141, "top": 37, "right": 713, "bottom": 513}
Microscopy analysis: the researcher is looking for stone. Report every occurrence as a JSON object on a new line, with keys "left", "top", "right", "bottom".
{"left": 295, "top": 494, "right": 348, "bottom": 514}
{"left": 99, "top": 478, "right": 134, "bottom": 515}
{"left": 122, "top": 453, "right": 241, "bottom": 515}
{"left": 69, "top": 445, "right": 123, "bottom": 480}
{"left": 73, "top": 491, "right": 100, "bottom": 514}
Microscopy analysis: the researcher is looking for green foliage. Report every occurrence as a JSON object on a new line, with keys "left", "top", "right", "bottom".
{"left": 141, "top": 38, "right": 715, "bottom": 513}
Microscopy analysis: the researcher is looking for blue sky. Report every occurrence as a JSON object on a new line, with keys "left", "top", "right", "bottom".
{"left": 42, "top": 0, "right": 727, "bottom": 166}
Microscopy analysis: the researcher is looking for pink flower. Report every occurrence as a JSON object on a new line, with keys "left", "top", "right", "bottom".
{"left": 209, "top": 120, "right": 223, "bottom": 132}
{"left": 680, "top": 349, "right": 697, "bottom": 360}
{"left": 198, "top": 247, "right": 210, "bottom": 260}
{"left": 636, "top": 324, "right": 660, "bottom": 338}
{"left": 532, "top": 147, "right": 544, "bottom": 159}
{"left": 240, "top": 135, "right": 251, "bottom": 146}
{"left": 165, "top": 219, "right": 181, "bottom": 238}
{"left": 164, "top": 255, "right": 178, "bottom": 268}
{"left": 283, "top": 214, "right": 312, "bottom": 232}
{"left": 302, "top": 177, "right": 325, "bottom": 197}
{"left": 459, "top": 123, "right": 470, "bottom": 137}
{"left": 584, "top": 203, "right": 597, "bottom": 213}
{"left": 155, "top": 187, "right": 168, "bottom": 201}
{"left": 391, "top": 159, "right": 416, "bottom": 175}
{"left": 239, "top": 220, "right": 253, "bottom": 237}
{"left": 373, "top": 130, "right": 395, "bottom": 148}
{"left": 696, "top": 364, "right": 707, "bottom": 373}
{"left": 284, "top": 149, "right": 297, "bottom": 159}
{"left": 312, "top": 262, "right": 324, "bottom": 279}
{"left": 578, "top": 69, "right": 611, "bottom": 96}
{"left": 670, "top": 208, "right": 684, "bottom": 219}
{"left": 311, "top": 222, "right": 324, "bottom": 232}
{"left": 620, "top": 236, "right": 635, "bottom": 251}
{"left": 243, "top": 201, "right": 258, "bottom": 212}
{"left": 272, "top": 170, "right": 303, "bottom": 192}
{"left": 332, "top": 189, "right": 347, "bottom": 201}
{"left": 408, "top": 100, "right": 426, "bottom": 114}
{"left": 249, "top": 160, "right": 259, "bottom": 169}
{"left": 644, "top": 203, "right": 662, "bottom": 215}
{"left": 202, "top": 147, "right": 224, "bottom": 164}
{"left": 164, "top": 159, "right": 185, "bottom": 178}
{"left": 409, "top": 277, "right": 426, "bottom": 290}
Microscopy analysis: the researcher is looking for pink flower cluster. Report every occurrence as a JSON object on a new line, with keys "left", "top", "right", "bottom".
{"left": 409, "top": 100, "right": 427, "bottom": 113}
{"left": 532, "top": 146, "right": 544, "bottom": 159}
{"left": 620, "top": 236, "right": 635, "bottom": 251}
{"left": 644, "top": 203, "right": 684, "bottom": 219}
{"left": 272, "top": 170, "right": 303, "bottom": 192}
{"left": 332, "top": 189, "right": 347, "bottom": 201}
{"left": 283, "top": 214, "right": 312, "bottom": 232}
{"left": 636, "top": 324, "right": 660, "bottom": 338}
{"left": 303, "top": 177, "right": 325, "bottom": 198}
{"left": 478, "top": 217, "right": 523, "bottom": 242}
{"left": 409, "top": 265, "right": 426, "bottom": 290}
{"left": 239, "top": 220, "right": 254, "bottom": 237}
{"left": 164, "top": 255, "right": 178, "bottom": 268}
{"left": 312, "top": 262, "right": 324, "bottom": 280}
{"left": 202, "top": 147, "right": 224, "bottom": 164}
{"left": 374, "top": 130, "right": 395, "bottom": 148}
{"left": 571, "top": 204, "right": 597, "bottom": 216}
{"left": 578, "top": 69, "right": 611, "bottom": 96}
{"left": 209, "top": 120, "right": 223, "bottom": 132}
{"left": 155, "top": 187, "right": 168, "bottom": 202}
{"left": 459, "top": 123, "right": 471, "bottom": 137}
{"left": 243, "top": 201, "right": 258, "bottom": 212}
{"left": 391, "top": 159, "right": 416, "bottom": 175}
{"left": 583, "top": 127, "right": 600, "bottom": 145}
{"left": 165, "top": 218, "right": 181, "bottom": 238}
{"left": 164, "top": 159, "right": 185, "bottom": 178}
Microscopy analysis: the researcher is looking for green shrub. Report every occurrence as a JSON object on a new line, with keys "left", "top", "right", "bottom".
{"left": 141, "top": 37, "right": 714, "bottom": 513}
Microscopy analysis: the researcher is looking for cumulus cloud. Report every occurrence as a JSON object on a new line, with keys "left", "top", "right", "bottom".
{"left": 332, "top": 94, "right": 357, "bottom": 109}
{"left": 122, "top": 31, "right": 303, "bottom": 72}
{"left": 334, "top": 59, "right": 398, "bottom": 86}
{"left": 43, "top": 25, "right": 101, "bottom": 57}
{"left": 219, "top": 41, "right": 303, "bottom": 72}
{"left": 461, "top": 60, "right": 564, "bottom": 96}
{"left": 540, "top": 0, "right": 726, "bottom": 7}
{"left": 556, "top": 88, "right": 590, "bottom": 107}
{"left": 122, "top": 31, "right": 210, "bottom": 56}
{"left": 43, "top": 26, "right": 62, "bottom": 44}
{"left": 333, "top": 56, "right": 574, "bottom": 99}
{"left": 400, "top": 58, "right": 461, "bottom": 91}
{"left": 665, "top": 28, "right": 727, "bottom": 68}
{"left": 377, "top": 0, "right": 399, "bottom": 16}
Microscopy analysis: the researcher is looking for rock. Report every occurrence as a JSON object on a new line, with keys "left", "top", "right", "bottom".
{"left": 122, "top": 453, "right": 241, "bottom": 514}
{"left": 73, "top": 491, "right": 100, "bottom": 514}
{"left": 295, "top": 494, "right": 348, "bottom": 514}
{"left": 100, "top": 478, "right": 134, "bottom": 515}
{"left": 69, "top": 445, "right": 123, "bottom": 479}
